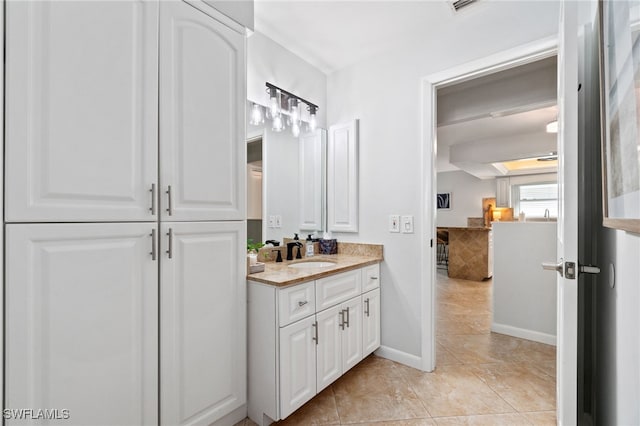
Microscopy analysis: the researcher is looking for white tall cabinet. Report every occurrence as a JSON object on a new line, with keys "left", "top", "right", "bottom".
{"left": 4, "top": 1, "right": 247, "bottom": 425}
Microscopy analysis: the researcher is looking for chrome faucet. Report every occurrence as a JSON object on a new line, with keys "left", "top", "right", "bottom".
{"left": 544, "top": 209, "right": 550, "bottom": 221}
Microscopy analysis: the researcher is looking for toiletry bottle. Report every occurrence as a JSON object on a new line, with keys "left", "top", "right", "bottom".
{"left": 306, "top": 234, "right": 314, "bottom": 257}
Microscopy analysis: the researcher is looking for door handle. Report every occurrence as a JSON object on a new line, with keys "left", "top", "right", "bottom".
{"left": 542, "top": 260, "right": 564, "bottom": 277}
{"left": 149, "top": 184, "right": 156, "bottom": 215}
{"left": 312, "top": 321, "right": 318, "bottom": 345}
{"left": 339, "top": 310, "right": 345, "bottom": 330}
{"left": 344, "top": 307, "right": 350, "bottom": 328}
{"left": 166, "top": 185, "right": 173, "bottom": 216}
{"left": 150, "top": 229, "right": 157, "bottom": 261}
{"left": 364, "top": 298, "right": 370, "bottom": 317}
{"left": 166, "top": 228, "right": 173, "bottom": 259}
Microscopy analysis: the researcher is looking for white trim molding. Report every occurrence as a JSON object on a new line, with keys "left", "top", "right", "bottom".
{"left": 374, "top": 346, "right": 423, "bottom": 371}
{"left": 491, "top": 323, "right": 557, "bottom": 346}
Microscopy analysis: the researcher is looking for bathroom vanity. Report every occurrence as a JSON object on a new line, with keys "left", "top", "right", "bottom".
{"left": 247, "top": 251, "right": 382, "bottom": 425}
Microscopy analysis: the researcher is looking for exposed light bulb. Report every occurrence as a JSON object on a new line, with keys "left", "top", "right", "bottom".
{"left": 272, "top": 114, "right": 284, "bottom": 132}
{"left": 308, "top": 106, "right": 317, "bottom": 131}
{"left": 546, "top": 120, "right": 558, "bottom": 133}
{"left": 289, "top": 98, "right": 300, "bottom": 124}
{"left": 269, "top": 87, "right": 279, "bottom": 117}
{"left": 249, "top": 103, "right": 264, "bottom": 126}
{"left": 291, "top": 121, "right": 301, "bottom": 137}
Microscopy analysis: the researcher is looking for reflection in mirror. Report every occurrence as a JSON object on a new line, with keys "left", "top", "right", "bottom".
{"left": 246, "top": 122, "right": 327, "bottom": 246}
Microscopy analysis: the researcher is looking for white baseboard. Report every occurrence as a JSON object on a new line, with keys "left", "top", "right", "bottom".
{"left": 491, "top": 322, "right": 557, "bottom": 346}
{"left": 374, "top": 345, "right": 423, "bottom": 370}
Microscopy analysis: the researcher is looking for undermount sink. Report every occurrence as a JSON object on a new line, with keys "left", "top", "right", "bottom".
{"left": 288, "top": 261, "right": 337, "bottom": 269}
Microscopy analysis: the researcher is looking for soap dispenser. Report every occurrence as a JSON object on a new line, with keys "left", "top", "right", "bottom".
{"left": 306, "top": 234, "right": 314, "bottom": 257}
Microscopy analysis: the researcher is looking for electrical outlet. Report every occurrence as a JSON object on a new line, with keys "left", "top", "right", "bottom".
{"left": 268, "top": 215, "right": 275, "bottom": 228}
{"left": 389, "top": 215, "right": 400, "bottom": 233}
{"left": 401, "top": 215, "right": 414, "bottom": 233}
{"left": 275, "top": 215, "right": 282, "bottom": 228}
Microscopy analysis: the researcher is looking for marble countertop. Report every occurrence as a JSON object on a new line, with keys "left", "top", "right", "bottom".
{"left": 246, "top": 254, "right": 383, "bottom": 287}
{"left": 440, "top": 226, "right": 492, "bottom": 231}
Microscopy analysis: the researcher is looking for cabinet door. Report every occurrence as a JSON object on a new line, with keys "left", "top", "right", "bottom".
{"left": 5, "top": 223, "right": 158, "bottom": 426}
{"left": 327, "top": 120, "right": 359, "bottom": 233}
{"left": 496, "top": 177, "right": 510, "bottom": 207}
{"left": 161, "top": 221, "right": 246, "bottom": 426}
{"left": 299, "top": 129, "right": 326, "bottom": 231}
{"left": 316, "top": 305, "right": 343, "bottom": 392}
{"left": 362, "top": 289, "right": 381, "bottom": 357}
{"left": 160, "top": 1, "right": 246, "bottom": 221}
{"left": 5, "top": 1, "right": 158, "bottom": 222}
{"left": 279, "top": 316, "right": 317, "bottom": 419}
{"left": 342, "top": 297, "right": 364, "bottom": 371}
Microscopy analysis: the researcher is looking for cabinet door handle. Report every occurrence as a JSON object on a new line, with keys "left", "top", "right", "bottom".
{"left": 312, "top": 321, "right": 318, "bottom": 345}
{"left": 344, "top": 307, "right": 350, "bottom": 328}
{"left": 339, "top": 310, "right": 345, "bottom": 330}
{"left": 298, "top": 300, "right": 308, "bottom": 307}
{"left": 166, "top": 228, "right": 173, "bottom": 259}
{"left": 365, "top": 298, "right": 370, "bottom": 317}
{"left": 150, "top": 229, "right": 157, "bottom": 261}
{"left": 166, "top": 185, "right": 173, "bottom": 216}
{"left": 370, "top": 276, "right": 378, "bottom": 280}
{"left": 149, "top": 184, "right": 156, "bottom": 215}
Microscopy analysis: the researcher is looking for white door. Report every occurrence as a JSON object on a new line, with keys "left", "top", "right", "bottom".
{"left": 316, "top": 305, "right": 343, "bottom": 392}
{"left": 5, "top": 1, "right": 158, "bottom": 222}
{"left": 299, "top": 129, "right": 326, "bottom": 231}
{"left": 362, "top": 289, "right": 381, "bottom": 357}
{"left": 555, "top": 2, "right": 579, "bottom": 424}
{"left": 279, "top": 316, "right": 317, "bottom": 419}
{"left": 160, "top": 221, "right": 246, "bottom": 426}
{"left": 342, "top": 297, "right": 364, "bottom": 371}
{"left": 5, "top": 223, "right": 158, "bottom": 426}
{"left": 160, "top": 1, "right": 246, "bottom": 222}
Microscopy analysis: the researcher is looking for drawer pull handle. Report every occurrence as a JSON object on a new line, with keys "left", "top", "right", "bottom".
{"left": 365, "top": 298, "right": 370, "bottom": 317}
{"left": 298, "top": 300, "right": 308, "bottom": 307}
{"left": 370, "top": 277, "right": 378, "bottom": 280}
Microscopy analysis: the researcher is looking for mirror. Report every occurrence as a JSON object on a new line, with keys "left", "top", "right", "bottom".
{"left": 247, "top": 122, "right": 327, "bottom": 245}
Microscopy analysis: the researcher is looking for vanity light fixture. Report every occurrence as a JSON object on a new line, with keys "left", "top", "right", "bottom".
{"left": 265, "top": 82, "right": 319, "bottom": 137}
{"left": 546, "top": 120, "right": 558, "bottom": 133}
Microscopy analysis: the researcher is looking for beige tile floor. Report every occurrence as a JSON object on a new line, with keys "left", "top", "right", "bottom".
{"left": 237, "top": 270, "right": 557, "bottom": 425}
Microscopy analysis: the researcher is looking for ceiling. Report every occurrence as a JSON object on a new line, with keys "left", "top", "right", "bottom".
{"left": 254, "top": 0, "right": 545, "bottom": 75}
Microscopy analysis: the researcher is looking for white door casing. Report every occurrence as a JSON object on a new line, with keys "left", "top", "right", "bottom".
{"left": 5, "top": 223, "right": 158, "bottom": 426}
{"left": 5, "top": 1, "right": 159, "bottom": 222}
{"left": 160, "top": 0, "right": 246, "bottom": 222}
{"left": 160, "top": 221, "right": 246, "bottom": 426}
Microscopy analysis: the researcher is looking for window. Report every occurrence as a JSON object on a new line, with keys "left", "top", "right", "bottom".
{"left": 513, "top": 183, "right": 558, "bottom": 218}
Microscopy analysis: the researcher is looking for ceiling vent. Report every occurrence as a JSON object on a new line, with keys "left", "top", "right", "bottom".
{"left": 449, "top": 0, "right": 478, "bottom": 13}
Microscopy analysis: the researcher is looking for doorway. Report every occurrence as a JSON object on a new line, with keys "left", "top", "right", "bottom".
{"left": 419, "top": 38, "right": 559, "bottom": 371}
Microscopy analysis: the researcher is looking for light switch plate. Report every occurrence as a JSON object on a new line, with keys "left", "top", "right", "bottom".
{"left": 275, "top": 215, "right": 282, "bottom": 228}
{"left": 389, "top": 215, "right": 400, "bottom": 233}
{"left": 401, "top": 215, "right": 414, "bottom": 233}
{"left": 268, "top": 215, "right": 275, "bottom": 228}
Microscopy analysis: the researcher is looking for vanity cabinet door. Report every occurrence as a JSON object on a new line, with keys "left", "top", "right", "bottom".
{"left": 5, "top": 223, "right": 159, "bottom": 426}
{"left": 160, "top": 0, "right": 246, "bottom": 222}
{"left": 316, "top": 305, "right": 343, "bottom": 392}
{"left": 160, "top": 221, "right": 246, "bottom": 426}
{"left": 362, "top": 288, "right": 381, "bottom": 357}
{"left": 279, "top": 316, "right": 317, "bottom": 419}
{"left": 342, "top": 296, "right": 363, "bottom": 371}
{"left": 5, "top": 1, "right": 159, "bottom": 222}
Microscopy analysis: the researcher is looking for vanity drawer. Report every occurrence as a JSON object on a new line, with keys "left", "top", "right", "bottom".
{"left": 278, "top": 281, "right": 315, "bottom": 327}
{"left": 316, "top": 269, "right": 362, "bottom": 311}
{"left": 362, "top": 264, "right": 380, "bottom": 292}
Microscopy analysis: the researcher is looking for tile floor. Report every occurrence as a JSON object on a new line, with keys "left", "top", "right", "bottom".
{"left": 237, "top": 270, "right": 557, "bottom": 425}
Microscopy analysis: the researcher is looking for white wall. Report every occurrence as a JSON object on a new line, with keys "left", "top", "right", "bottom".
{"left": 597, "top": 228, "right": 640, "bottom": 425}
{"left": 492, "top": 222, "right": 557, "bottom": 345}
{"left": 436, "top": 171, "right": 495, "bottom": 227}
{"left": 326, "top": 1, "right": 560, "bottom": 359}
{"left": 248, "top": 32, "right": 327, "bottom": 128}
{"left": 204, "top": 0, "right": 253, "bottom": 30}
